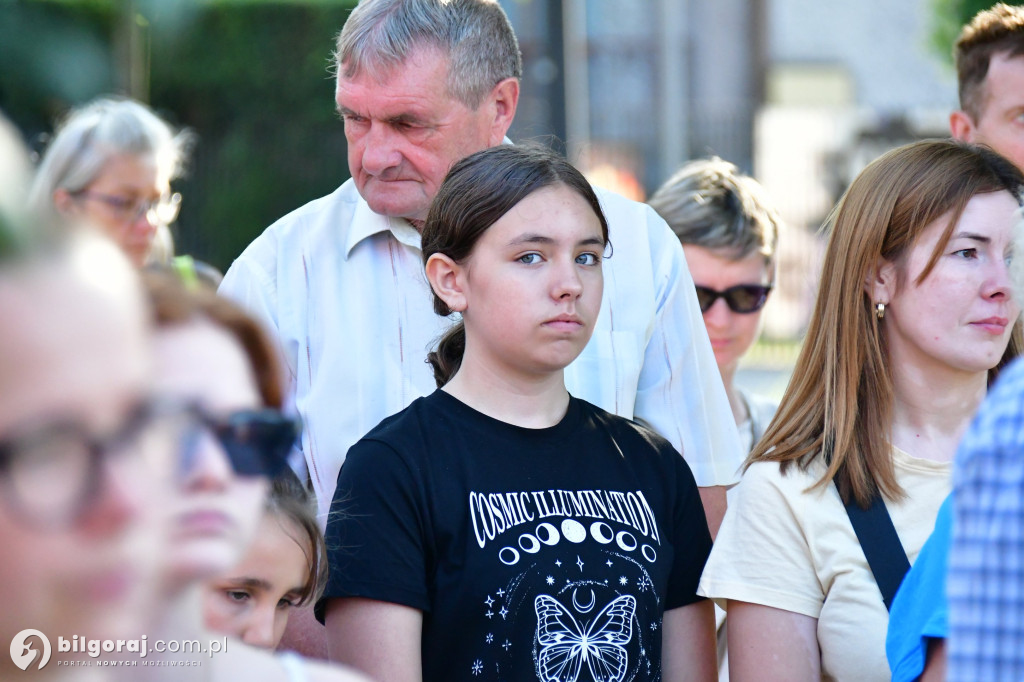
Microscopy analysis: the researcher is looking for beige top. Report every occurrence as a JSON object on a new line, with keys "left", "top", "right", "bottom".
{"left": 698, "top": 448, "right": 950, "bottom": 681}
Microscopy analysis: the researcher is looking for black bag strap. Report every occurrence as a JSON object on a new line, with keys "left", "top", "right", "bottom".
{"left": 837, "top": 481, "right": 910, "bottom": 611}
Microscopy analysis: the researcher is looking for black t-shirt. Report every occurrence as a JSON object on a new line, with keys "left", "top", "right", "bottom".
{"left": 319, "top": 390, "right": 712, "bottom": 681}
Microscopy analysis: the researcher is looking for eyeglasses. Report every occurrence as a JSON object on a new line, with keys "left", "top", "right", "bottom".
{"left": 75, "top": 190, "right": 182, "bottom": 226}
{"left": 0, "top": 400, "right": 300, "bottom": 526}
{"left": 0, "top": 398, "right": 191, "bottom": 528}
{"left": 695, "top": 284, "right": 772, "bottom": 314}
{"left": 178, "top": 406, "right": 299, "bottom": 480}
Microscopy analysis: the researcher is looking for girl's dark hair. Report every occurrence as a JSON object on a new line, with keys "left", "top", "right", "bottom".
{"left": 266, "top": 468, "right": 327, "bottom": 607}
{"left": 421, "top": 144, "right": 610, "bottom": 387}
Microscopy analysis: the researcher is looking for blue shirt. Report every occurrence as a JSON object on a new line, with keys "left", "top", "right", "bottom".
{"left": 886, "top": 495, "right": 952, "bottom": 681}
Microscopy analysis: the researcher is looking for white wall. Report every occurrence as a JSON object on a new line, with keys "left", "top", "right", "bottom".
{"left": 769, "top": 0, "right": 956, "bottom": 112}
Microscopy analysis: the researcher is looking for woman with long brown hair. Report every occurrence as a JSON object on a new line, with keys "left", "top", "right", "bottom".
{"left": 698, "top": 139, "right": 1024, "bottom": 681}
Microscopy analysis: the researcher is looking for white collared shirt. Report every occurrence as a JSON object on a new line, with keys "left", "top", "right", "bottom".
{"left": 220, "top": 178, "right": 742, "bottom": 520}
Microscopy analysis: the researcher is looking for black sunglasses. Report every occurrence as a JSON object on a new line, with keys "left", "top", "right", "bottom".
{"left": 695, "top": 284, "right": 772, "bottom": 314}
{"left": 180, "top": 407, "right": 300, "bottom": 479}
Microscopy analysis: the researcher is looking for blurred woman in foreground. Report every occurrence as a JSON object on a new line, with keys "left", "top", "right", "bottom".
{"left": 141, "top": 271, "right": 365, "bottom": 681}
{"left": 0, "top": 213, "right": 179, "bottom": 678}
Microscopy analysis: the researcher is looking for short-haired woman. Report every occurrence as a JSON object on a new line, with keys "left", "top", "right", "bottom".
{"left": 649, "top": 156, "right": 782, "bottom": 458}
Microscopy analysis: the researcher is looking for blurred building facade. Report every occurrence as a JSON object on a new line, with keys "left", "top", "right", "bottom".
{"left": 760, "top": 0, "right": 955, "bottom": 248}
{"left": 757, "top": 0, "right": 955, "bottom": 339}
{"left": 504, "top": 0, "right": 765, "bottom": 197}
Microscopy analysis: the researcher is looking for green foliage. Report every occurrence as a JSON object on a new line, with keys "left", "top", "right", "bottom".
{"left": 0, "top": 2, "right": 116, "bottom": 133}
{"left": 929, "top": 0, "right": 1024, "bottom": 65}
{"left": 0, "top": 0, "right": 358, "bottom": 271}
{"left": 148, "top": 2, "right": 357, "bottom": 268}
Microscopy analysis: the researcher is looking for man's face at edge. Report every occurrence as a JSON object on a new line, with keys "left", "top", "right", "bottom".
{"left": 953, "top": 51, "right": 1024, "bottom": 172}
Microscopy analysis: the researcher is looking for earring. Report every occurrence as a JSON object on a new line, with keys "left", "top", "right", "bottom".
{"left": 875, "top": 302, "right": 886, "bottom": 319}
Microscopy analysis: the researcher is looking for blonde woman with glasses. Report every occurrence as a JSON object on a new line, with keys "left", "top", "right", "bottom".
{"left": 29, "top": 96, "right": 190, "bottom": 268}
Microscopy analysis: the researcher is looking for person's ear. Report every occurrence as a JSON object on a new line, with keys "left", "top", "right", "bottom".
{"left": 425, "top": 253, "right": 468, "bottom": 313}
{"left": 485, "top": 77, "right": 520, "bottom": 147}
{"left": 949, "top": 109, "right": 977, "bottom": 143}
{"left": 865, "top": 258, "right": 897, "bottom": 310}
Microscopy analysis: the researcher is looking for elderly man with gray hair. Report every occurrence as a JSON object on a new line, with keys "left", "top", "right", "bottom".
{"left": 219, "top": 1, "right": 740, "bottom": 674}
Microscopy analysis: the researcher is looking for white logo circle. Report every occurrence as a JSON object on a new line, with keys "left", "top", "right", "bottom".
{"left": 10, "top": 629, "right": 51, "bottom": 671}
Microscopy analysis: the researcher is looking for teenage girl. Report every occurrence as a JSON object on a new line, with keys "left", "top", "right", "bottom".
{"left": 319, "top": 144, "right": 716, "bottom": 682}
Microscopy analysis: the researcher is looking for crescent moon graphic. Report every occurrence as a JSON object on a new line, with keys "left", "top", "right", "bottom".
{"left": 572, "top": 588, "right": 596, "bottom": 614}
{"left": 590, "top": 521, "right": 614, "bottom": 544}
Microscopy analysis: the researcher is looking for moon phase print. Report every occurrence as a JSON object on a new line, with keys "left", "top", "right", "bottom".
{"left": 465, "top": 487, "right": 669, "bottom": 680}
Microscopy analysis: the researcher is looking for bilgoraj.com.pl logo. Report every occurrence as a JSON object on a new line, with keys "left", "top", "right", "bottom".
{"left": 9, "top": 629, "right": 227, "bottom": 671}
{"left": 10, "top": 629, "right": 50, "bottom": 671}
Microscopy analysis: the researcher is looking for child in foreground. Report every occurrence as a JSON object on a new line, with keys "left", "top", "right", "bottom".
{"left": 204, "top": 470, "right": 327, "bottom": 650}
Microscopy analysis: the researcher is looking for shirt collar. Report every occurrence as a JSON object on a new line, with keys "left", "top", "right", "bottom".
{"left": 342, "top": 137, "right": 513, "bottom": 258}
{"left": 343, "top": 196, "right": 423, "bottom": 258}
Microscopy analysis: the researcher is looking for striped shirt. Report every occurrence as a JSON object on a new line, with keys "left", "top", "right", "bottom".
{"left": 948, "top": 356, "right": 1024, "bottom": 681}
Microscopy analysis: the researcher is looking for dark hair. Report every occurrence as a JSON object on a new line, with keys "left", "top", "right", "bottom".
{"left": 955, "top": 3, "right": 1024, "bottom": 121}
{"left": 266, "top": 469, "right": 327, "bottom": 607}
{"left": 141, "top": 269, "right": 285, "bottom": 408}
{"left": 421, "top": 144, "right": 609, "bottom": 386}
